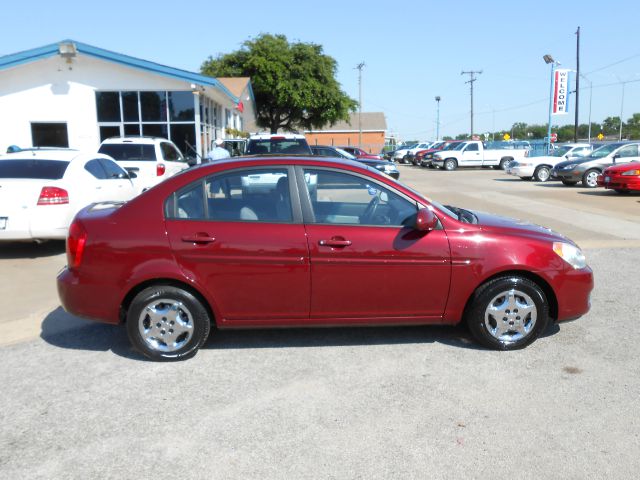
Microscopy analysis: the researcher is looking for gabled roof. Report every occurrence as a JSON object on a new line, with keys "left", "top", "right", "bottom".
{"left": 305, "top": 112, "right": 387, "bottom": 133}
{"left": 217, "top": 77, "right": 250, "bottom": 98}
{"left": 0, "top": 39, "right": 239, "bottom": 103}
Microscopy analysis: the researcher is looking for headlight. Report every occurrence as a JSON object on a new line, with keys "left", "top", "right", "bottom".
{"left": 553, "top": 242, "right": 587, "bottom": 269}
{"left": 562, "top": 164, "right": 576, "bottom": 170}
{"left": 621, "top": 169, "right": 640, "bottom": 176}
{"left": 384, "top": 165, "right": 397, "bottom": 172}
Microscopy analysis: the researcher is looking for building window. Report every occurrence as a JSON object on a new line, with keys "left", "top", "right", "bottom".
{"left": 31, "top": 123, "right": 69, "bottom": 147}
{"left": 99, "top": 125, "right": 121, "bottom": 142}
{"left": 140, "top": 91, "right": 167, "bottom": 122}
{"left": 168, "top": 91, "right": 195, "bottom": 121}
{"left": 122, "top": 92, "right": 140, "bottom": 122}
{"left": 96, "top": 92, "right": 121, "bottom": 122}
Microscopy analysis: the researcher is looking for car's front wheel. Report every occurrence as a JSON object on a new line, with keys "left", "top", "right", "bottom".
{"left": 465, "top": 276, "right": 549, "bottom": 350}
{"left": 126, "top": 285, "right": 211, "bottom": 361}
{"left": 444, "top": 159, "right": 457, "bottom": 171}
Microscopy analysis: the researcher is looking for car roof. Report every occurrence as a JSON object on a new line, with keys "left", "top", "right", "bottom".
{"left": 193, "top": 155, "right": 371, "bottom": 172}
{"left": 249, "top": 133, "right": 306, "bottom": 140}
{"left": 0, "top": 149, "right": 84, "bottom": 161}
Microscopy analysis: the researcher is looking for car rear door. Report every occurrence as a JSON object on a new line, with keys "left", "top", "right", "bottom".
{"left": 164, "top": 166, "right": 310, "bottom": 324}
{"left": 297, "top": 167, "right": 451, "bottom": 322}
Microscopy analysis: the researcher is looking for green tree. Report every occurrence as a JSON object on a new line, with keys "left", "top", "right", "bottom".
{"left": 602, "top": 116, "right": 622, "bottom": 135}
{"left": 201, "top": 34, "right": 357, "bottom": 133}
{"left": 624, "top": 113, "right": 640, "bottom": 139}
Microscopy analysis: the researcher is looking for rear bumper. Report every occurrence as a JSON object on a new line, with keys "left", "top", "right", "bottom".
{"left": 57, "top": 267, "right": 121, "bottom": 324}
{"left": 507, "top": 165, "right": 535, "bottom": 177}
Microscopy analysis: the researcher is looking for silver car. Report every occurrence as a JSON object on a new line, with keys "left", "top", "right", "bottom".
{"left": 551, "top": 142, "right": 640, "bottom": 187}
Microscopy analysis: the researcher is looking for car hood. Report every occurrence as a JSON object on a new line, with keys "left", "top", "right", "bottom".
{"left": 604, "top": 161, "right": 640, "bottom": 173}
{"left": 472, "top": 210, "right": 571, "bottom": 244}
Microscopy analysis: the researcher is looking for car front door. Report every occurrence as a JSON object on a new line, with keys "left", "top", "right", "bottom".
{"left": 460, "top": 143, "right": 482, "bottom": 166}
{"left": 298, "top": 167, "right": 451, "bottom": 322}
{"left": 164, "top": 166, "right": 310, "bottom": 325}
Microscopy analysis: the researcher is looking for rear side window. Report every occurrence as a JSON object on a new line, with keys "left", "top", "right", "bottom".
{"left": 0, "top": 160, "right": 69, "bottom": 179}
{"left": 246, "top": 139, "right": 312, "bottom": 155}
{"left": 98, "top": 144, "right": 156, "bottom": 161}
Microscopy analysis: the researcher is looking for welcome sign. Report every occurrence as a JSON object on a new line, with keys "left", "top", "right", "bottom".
{"left": 553, "top": 69, "right": 571, "bottom": 115}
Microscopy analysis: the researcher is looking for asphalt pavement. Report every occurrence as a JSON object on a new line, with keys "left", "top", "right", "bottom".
{"left": 1, "top": 165, "right": 639, "bottom": 479}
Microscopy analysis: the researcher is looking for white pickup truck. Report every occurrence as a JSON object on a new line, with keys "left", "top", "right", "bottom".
{"left": 431, "top": 140, "right": 529, "bottom": 171}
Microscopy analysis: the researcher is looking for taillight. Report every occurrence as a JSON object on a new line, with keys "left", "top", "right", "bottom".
{"left": 67, "top": 221, "right": 87, "bottom": 269}
{"left": 37, "top": 186, "right": 69, "bottom": 205}
{"left": 157, "top": 163, "right": 166, "bottom": 176}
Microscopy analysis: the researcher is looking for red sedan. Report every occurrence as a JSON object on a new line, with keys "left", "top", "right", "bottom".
{"left": 597, "top": 162, "right": 640, "bottom": 193}
{"left": 338, "top": 146, "right": 381, "bottom": 160}
{"left": 57, "top": 157, "right": 593, "bottom": 360}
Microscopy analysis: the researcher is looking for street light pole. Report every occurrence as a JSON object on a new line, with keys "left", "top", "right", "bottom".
{"left": 544, "top": 54, "right": 558, "bottom": 155}
{"left": 355, "top": 62, "right": 365, "bottom": 148}
{"left": 435, "top": 96, "right": 441, "bottom": 141}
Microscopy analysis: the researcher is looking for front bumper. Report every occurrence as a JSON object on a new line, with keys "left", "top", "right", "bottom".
{"left": 597, "top": 174, "right": 640, "bottom": 191}
{"left": 506, "top": 165, "right": 535, "bottom": 177}
{"left": 553, "top": 265, "right": 594, "bottom": 322}
{"left": 551, "top": 168, "right": 582, "bottom": 182}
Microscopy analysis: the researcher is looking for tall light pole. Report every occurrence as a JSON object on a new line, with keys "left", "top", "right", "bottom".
{"left": 435, "top": 96, "right": 441, "bottom": 141}
{"left": 461, "top": 70, "right": 482, "bottom": 137}
{"left": 355, "top": 62, "right": 365, "bottom": 148}
{"left": 574, "top": 26, "right": 580, "bottom": 142}
{"left": 544, "top": 54, "right": 559, "bottom": 154}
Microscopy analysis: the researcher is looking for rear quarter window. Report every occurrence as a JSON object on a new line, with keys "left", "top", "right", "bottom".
{"left": 98, "top": 144, "right": 157, "bottom": 161}
{"left": 0, "top": 159, "right": 69, "bottom": 179}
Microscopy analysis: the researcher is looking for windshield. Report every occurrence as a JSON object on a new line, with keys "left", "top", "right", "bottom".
{"left": 453, "top": 142, "right": 468, "bottom": 151}
{"left": 0, "top": 159, "right": 69, "bottom": 179}
{"left": 552, "top": 146, "right": 572, "bottom": 157}
{"left": 392, "top": 179, "right": 459, "bottom": 220}
{"left": 442, "top": 142, "right": 460, "bottom": 151}
{"left": 335, "top": 148, "right": 356, "bottom": 160}
{"left": 99, "top": 144, "right": 156, "bottom": 161}
{"left": 587, "top": 143, "right": 623, "bottom": 159}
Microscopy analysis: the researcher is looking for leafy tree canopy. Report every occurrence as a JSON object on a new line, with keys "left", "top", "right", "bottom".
{"left": 202, "top": 34, "right": 357, "bottom": 133}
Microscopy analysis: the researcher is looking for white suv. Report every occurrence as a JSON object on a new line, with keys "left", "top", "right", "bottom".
{"left": 98, "top": 137, "right": 190, "bottom": 193}
{"left": 245, "top": 133, "right": 312, "bottom": 155}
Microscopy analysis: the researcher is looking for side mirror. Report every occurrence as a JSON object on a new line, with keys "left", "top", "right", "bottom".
{"left": 415, "top": 208, "right": 438, "bottom": 232}
{"left": 186, "top": 157, "right": 198, "bottom": 167}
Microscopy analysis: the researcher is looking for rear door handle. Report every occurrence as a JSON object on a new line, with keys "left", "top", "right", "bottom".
{"left": 319, "top": 239, "right": 352, "bottom": 247}
{"left": 182, "top": 234, "right": 216, "bottom": 244}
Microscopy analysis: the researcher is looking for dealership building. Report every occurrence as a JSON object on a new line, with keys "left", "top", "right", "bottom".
{"left": 0, "top": 40, "right": 256, "bottom": 158}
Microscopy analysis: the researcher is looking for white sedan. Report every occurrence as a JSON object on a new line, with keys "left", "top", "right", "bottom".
{"left": 506, "top": 143, "right": 592, "bottom": 181}
{"left": 0, "top": 149, "right": 137, "bottom": 241}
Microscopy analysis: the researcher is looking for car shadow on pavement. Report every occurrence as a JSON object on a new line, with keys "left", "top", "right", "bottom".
{"left": 41, "top": 307, "right": 139, "bottom": 360}
{"left": 40, "top": 307, "right": 486, "bottom": 360}
{"left": 492, "top": 178, "right": 523, "bottom": 182}
{"left": 577, "top": 190, "right": 640, "bottom": 197}
{"left": 0, "top": 240, "right": 66, "bottom": 259}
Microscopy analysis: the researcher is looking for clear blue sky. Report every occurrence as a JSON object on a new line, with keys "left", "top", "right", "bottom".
{"left": 2, "top": 0, "right": 639, "bottom": 140}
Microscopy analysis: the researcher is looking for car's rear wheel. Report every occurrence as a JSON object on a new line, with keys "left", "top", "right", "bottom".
{"left": 495, "top": 158, "right": 511, "bottom": 170}
{"left": 465, "top": 276, "right": 549, "bottom": 350}
{"left": 126, "top": 285, "right": 211, "bottom": 361}
{"left": 561, "top": 180, "right": 578, "bottom": 186}
{"left": 444, "top": 159, "right": 457, "bottom": 171}
{"left": 582, "top": 169, "right": 600, "bottom": 188}
{"left": 533, "top": 166, "right": 551, "bottom": 182}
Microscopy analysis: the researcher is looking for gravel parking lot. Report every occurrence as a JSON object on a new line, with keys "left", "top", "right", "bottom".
{"left": 1, "top": 165, "right": 639, "bottom": 479}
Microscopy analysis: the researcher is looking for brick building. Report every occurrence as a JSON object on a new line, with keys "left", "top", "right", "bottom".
{"left": 305, "top": 112, "right": 387, "bottom": 154}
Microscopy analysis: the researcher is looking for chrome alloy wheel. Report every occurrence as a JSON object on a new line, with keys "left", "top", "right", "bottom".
{"left": 484, "top": 289, "right": 537, "bottom": 342}
{"left": 138, "top": 299, "right": 194, "bottom": 353}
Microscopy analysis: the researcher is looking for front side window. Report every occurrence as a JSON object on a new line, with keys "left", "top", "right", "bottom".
{"left": 617, "top": 144, "right": 639, "bottom": 158}
{"left": 84, "top": 159, "right": 107, "bottom": 179}
{"left": 465, "top": 143, "right": 479, "bottom": 152}
{"left": 303, "top": 169, "right": 417, "bottom": 227}
{"left": 99, "top": 158, "right": 129, "bottom": 179}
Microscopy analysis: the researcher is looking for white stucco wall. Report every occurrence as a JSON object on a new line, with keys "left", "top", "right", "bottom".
{"left": 0, "top": 53, "right": 240, "bottom": 153}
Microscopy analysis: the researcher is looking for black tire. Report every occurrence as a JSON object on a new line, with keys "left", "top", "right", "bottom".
{"left": 561, "top": 180, "right": 578, "bottom": 186}
{"left": 582, "top": 169, "right": 600, "bottom": 188}
{"left": 443, "top": 159, "right": 457, "bottom": 171}
{"left": 126, "top": 285, "right": 211, "bottom": 361}
{"left": 465, "top": 276, "right": 549, "bottom": 351}
{"left": 495, "top": 158, "right": 511, "bottom": 170}
{"left": 519, "top": 176, "right": 532, "bottom": 180}
{"left": 533, "top": 166, "right": 551, "bottom": 182}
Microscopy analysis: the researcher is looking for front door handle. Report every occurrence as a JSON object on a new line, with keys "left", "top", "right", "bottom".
{"left": 182, "top": 234, "right": 216, "bottom": 244}
{"left": 319, "top": 239, "right": 352, "bottom": 247}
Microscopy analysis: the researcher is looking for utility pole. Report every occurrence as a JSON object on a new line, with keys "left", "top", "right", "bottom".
{"left": 574, "top": 26, "right": 580, "bottom": 142}
{"left": 461, "top": 70, "right": 482, "bottom": 138}
{"left": 355, "top": 62, "right": 365, "bottom": 148}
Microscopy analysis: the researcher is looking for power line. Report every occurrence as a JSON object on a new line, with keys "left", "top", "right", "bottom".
{"left": 585, "top": 52, "right": 640, "bottom": 75}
